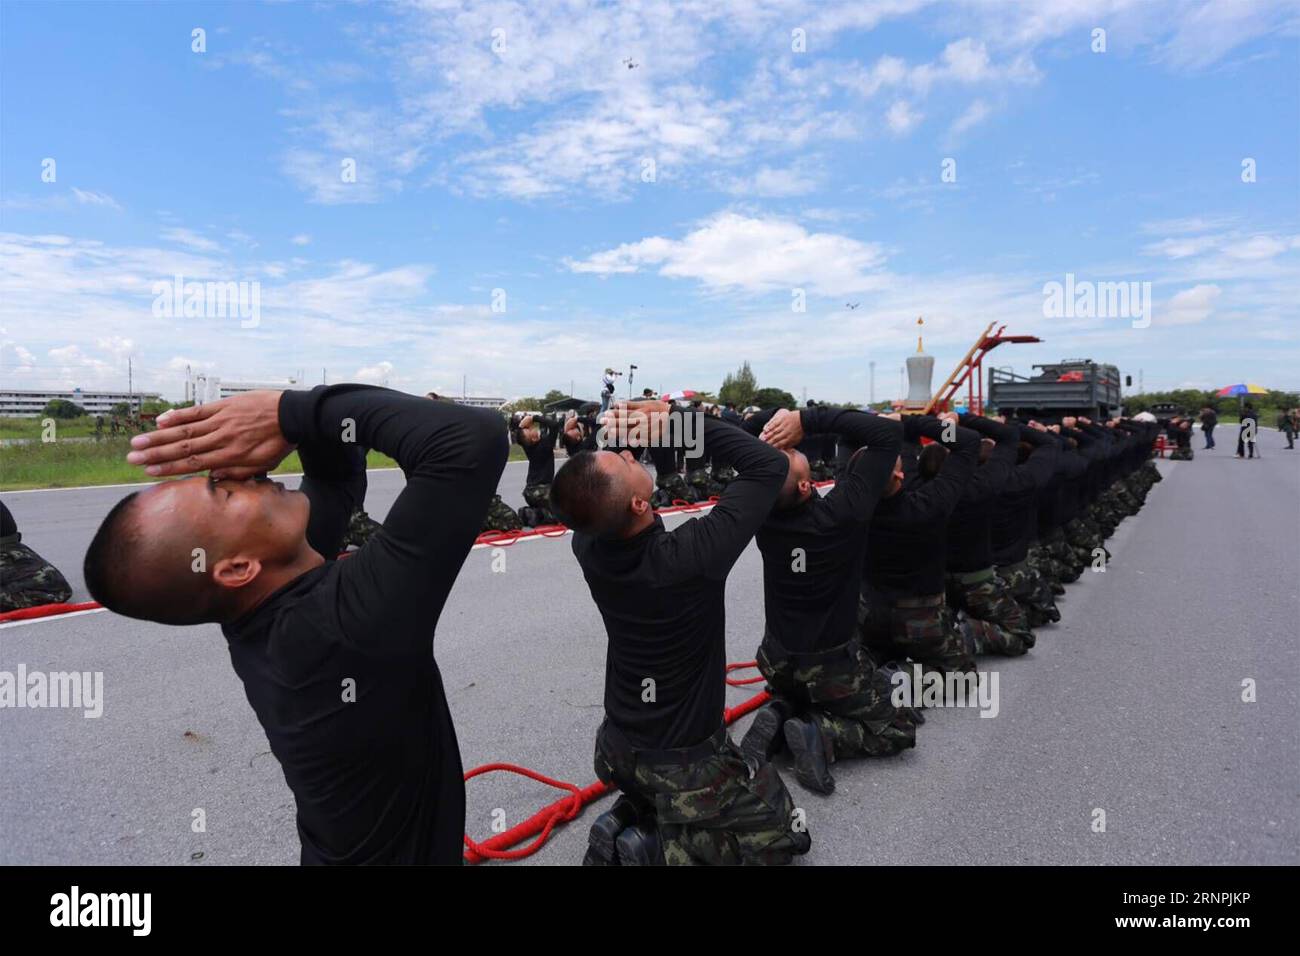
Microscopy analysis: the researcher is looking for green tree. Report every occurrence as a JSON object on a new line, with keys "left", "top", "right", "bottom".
{"left": 751, "top": 387, "right": 797, "bottom": 410}
{"left": 42, "top": 399, "right": 85, "bottom": 419}
{"left": 543, "top": 389, "right": 569, "bottom": 404}
{"left": 110, "top": 402, "right": 131, "bottom": 417}
{"left": 719, "top": 361, "right": 757, "bottom": 407}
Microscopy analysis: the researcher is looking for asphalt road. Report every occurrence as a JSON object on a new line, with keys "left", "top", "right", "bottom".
{"left": 2, "top": 437, "right": 1297, "bottom": 866}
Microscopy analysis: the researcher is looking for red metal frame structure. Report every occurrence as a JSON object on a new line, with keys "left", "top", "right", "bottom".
{"left": 923, "top": 321, "right": 1041, "bottom": 415}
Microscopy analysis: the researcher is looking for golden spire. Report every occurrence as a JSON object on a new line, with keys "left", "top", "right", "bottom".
{"left": 916, "top": 315, "right": 924, "bottom": 353}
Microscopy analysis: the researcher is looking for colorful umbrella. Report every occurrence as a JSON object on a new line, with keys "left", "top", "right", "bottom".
{"left": 660, "top": 389, "right": 700, "bottom": 402}
{"left": 1216, "top": 383, "right": 1268, "bottom": 397}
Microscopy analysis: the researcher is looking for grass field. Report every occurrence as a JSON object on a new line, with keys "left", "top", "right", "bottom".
{"left": 0, "top": 439, "right": 527, "bottom": 491}
{"left": 0, "top": 415, "right": 103, "bottom": 440}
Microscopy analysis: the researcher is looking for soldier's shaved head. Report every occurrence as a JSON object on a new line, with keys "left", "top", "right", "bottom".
{"left": 85, "top": 476, "right": 315, "bottom": 625}
{"left": 552, "top": 449, "right": 654, "bottom": 537}
{"left": 776, "top": 449, "right": 812, "bottom": 510}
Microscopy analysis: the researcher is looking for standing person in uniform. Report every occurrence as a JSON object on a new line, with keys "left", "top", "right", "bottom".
{"left": 550, "top": 401, "right": 809, "bottom": 866}
{"left": 736, "top": 405, "right": 917, "bottom": 795}
{"left": 1199, "top": 406, "right": 1217, "bottom": 450}
{"left": 83, "top": 385, "right": 507, "bottom": 864}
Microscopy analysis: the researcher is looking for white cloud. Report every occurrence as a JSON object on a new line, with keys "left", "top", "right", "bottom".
{"left": 160, "top": 227, "right": 223, "bottom": 253}
{"left": 1162, "top": 284, "right": 1221, "bottom": 325}
{"left": 949, "top": 98, "right": 993, "bottom": 138}
{"left": 1223, "top": 235, "right": 1291, "bottom": 261}
{"left": 722, "top": 165, "right": 820, "bottom": 198}
{"left": 355, "top": 360, "right": 395, "bottom": 385}
{"left": 71, "top": 188, "right": 122, "bottom": 210}
{"left": 886, "top": 100, "right": 923, "bottom": 135}
{"left": 1143, "top": 235, "right": 1220, "bottom": 259}
{"left": 291, "top": 233, "right": 312, "bottom": 246}
{"left": 566, "top": 212, "right": 889, "bottom": 297}
{"left": 1140, "top": 216, "right": 1233, "bottom": 234}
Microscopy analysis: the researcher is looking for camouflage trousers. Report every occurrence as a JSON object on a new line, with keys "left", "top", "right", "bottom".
{"left": 809, "top": 460, "right": 836, "bottom": 483}
{"left": 752, "top": 634, "right": 916, "bottom": 760}
{"left": 998, "top": 557, "right": 1060, "bottom": 627}
{"left": 1169, "top": 446, "right": 1193, "bottom": 461}
{"left": 518, "top": 483, "right": 557, "bottom": 526}
{"left": 341, "top": 508, "right": 382, "bottom": 549}
{"left": 1088, "top": 499, "right": 1119, "bottom": 538}
{"left": 1143, "top": 459, "right": 1163, "bottom": 483}
{"left": 1029, "top": 528, "right": 1081, "bottom": 587}
{"left": 945, "top": 568, "right": 1033, "bottom": 656}
{"left": 1039, "top": 527, "right": 1083, "bottom": 581}
{"left": 0, "top": 537, "right": 73, "bottom": 612}
{"left": 858, "top": 588, "right": 977, "bottom": 676}
{"left": 481, "top": 494, "right": 522, "bottom": 533}
{"left": 593, "top": 720, "right": 811, "bottom": 866}
{"left": 1065, "top": 515, "right": 1108, "bottom": 570}
{"left": 1110, "top": 481, "right": 1142, "bottom": 516}
{"left": 1095, "top": 492, "right": 1124, "bottom": 529}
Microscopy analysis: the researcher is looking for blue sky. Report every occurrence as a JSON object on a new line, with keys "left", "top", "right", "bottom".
{"left": 1, "top": 0, "right": 1297, "bottom": 403}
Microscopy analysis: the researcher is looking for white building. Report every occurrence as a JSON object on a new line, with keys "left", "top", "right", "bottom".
{"left": 452, "top": 395, "right": 506, "bottom": 409}
{"left": 0, "top": 387, "right": 161, "bottom": 418}
{"left": 191, "top": 374, "right": 306, "bottom": 405}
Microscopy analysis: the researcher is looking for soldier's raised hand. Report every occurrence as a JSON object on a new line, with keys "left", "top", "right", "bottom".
{"left": 126, "top": 390, "right": 293, "bottom": 479}
{"left": 761, "top": 408, "right": 804, "bottom": 450}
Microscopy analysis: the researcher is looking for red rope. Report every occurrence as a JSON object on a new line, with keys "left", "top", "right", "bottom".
{"left": 462, "top": 764, "right": 591, "bottom": 861}
{"left": 462, "top": 676, "right": 772, "bottom": 864}
{"left": 725, "top": 660, "right": 767, "bottom": 686}
{"left": 0, "top": 601, "right": 102, "bottom": 623}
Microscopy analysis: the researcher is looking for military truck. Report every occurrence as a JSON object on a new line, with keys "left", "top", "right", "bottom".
{"left": 988, "top": 360, "right": 1124, "bottom": 419}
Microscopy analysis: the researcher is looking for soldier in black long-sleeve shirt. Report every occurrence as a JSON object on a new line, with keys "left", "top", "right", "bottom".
{"left": 859, "top": 413, "right": 981, "bottom": 675}
{"left": 943, "top": 414, "right": 1034, "bottom": 657}
{"left": 551, "top": 401, "right": 809, "bottom": 866}
{"left": 734, "top": 405, "right": 916, "bottom": 794}
{"left": 84, "top": 386, "right": 508, "bottom": 864}
{"left": 992, "top": 422, "right": 1061, "bottom": 627}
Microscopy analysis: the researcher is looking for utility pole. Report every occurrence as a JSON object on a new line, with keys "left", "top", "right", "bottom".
{"left": 462, "top": 374, "right": 467, "bottom": 400}
{"left": 128, "top": 357, "right": 133, "bottom": 419}
{"left": 1138, "top": 368, "right": 1144, "bottom": 394}
{"left": 899, "top": 365, "right": 905, "bottom": 401}
{"left": 322, "top": 368, "right": 326, "bottom": 385}
{"left": 869, "top": 361, "right": 876, "bottom": 406}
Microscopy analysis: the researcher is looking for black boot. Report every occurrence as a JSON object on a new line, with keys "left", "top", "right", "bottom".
{"left": 615, "top": 824, "right": 664, "bottom": 866}
{"left": 740, "top": 699, "right": 793, "bottom": 770}
{"left": 783, "top": 716, "right": 835, "bottom": 795}
{"left": 584, "top": 794, "right": 641, "bottom": 865}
